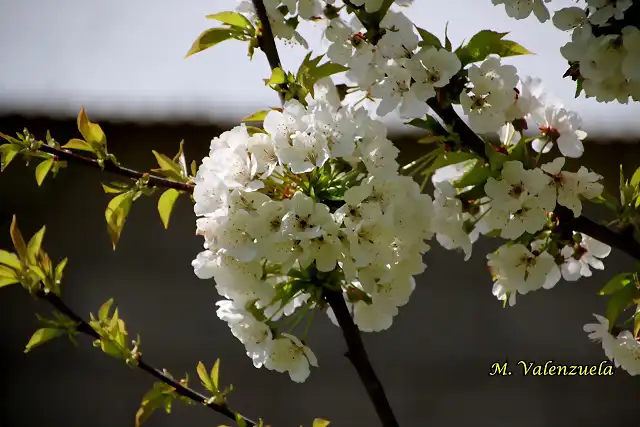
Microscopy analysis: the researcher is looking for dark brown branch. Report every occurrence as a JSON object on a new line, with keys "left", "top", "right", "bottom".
{"left": 251, "top": 0, "right": 288, "bottom": 103}
{"left": 37, "top": 290, "right": 256, "bottom": 427}
{"left": 324, "top": 291, "right": 399, "bottom": 427}
{"left": 37, "top": 144, "right": 194, "bottom": 193}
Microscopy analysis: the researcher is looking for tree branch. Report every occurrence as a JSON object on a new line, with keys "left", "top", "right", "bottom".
{"left": 324, "top": 291, "right": 399, "bottom": 427}
{"left": 251, "top": 0, "right": 288, "bottom": 103}
{"left": 36, "top": 290, "right": 256, "bottom": 427}
{"left": 37, "top": 144, "right": 194, "bottom": 193}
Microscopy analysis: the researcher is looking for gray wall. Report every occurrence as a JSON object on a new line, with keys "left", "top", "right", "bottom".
{"left": 0, "top": 115, "right": 639, "bottom": 427}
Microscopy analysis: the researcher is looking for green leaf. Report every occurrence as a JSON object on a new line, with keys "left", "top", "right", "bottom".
{"left": 0, "top": 277, "right": 19, "bottom": 288}
{"left": 236, "top": 414, "right": 247, "bottom": 427}
{"left": 77, "top": 107, "right": 106, "bottom": 146}
{"left": 105, "top": 191, "right": 135, "bottom": 250}
{"left": 0, "top": 250, "right": 21, "bottom": 269}
{"left": 98, "top": 298, "right": 115, "bottom": 321}
{"left": 186, "top": 28, "right": 237, "bottom": 58}
{"left": 313, "top": 419, "right": 331, "bottom": 427}
{"left": 422, "top": 151, "right": 477, "bottom": 179}
{"left": 24, "top": 328, "right": 65, "bottom": 353}
{"left": 158, "top": 189, "right": 180, "bottom": 229}
{"left": 206, "top": 12, "right": 253, "bottom": 30}
{"left": 634, "top": 310, "right": 640, "bottom": 338}
{"left": 444, "top": 22, "right": 452, "bottom": 51}
{"left": 35, "top": 158, "right": 54, "bottom": 186}
{"left": 190, "top": 160, "right": 198, "bottom": 177}
{"left": 599, "top": 273, "right": 632, "bottom": 295}
{"left": 309, "top": 62, "right": 349, "bottom": 80}
{"left": 10, "top": 216, "right": 28, "bottom": 261}
{"left": 606, "top": 284, "right": 640, "bottom": 328}
{"left": 152, "top": 150, "right": 183, "bottom": 181}
{"left": 242, "top": 110, "right": 271, "bottom": 123}
{"left": 453, "top": 161, "right": 492, "bottom": 188}
{"left": 211, "top": 358, "right": 220, "bottom": 391}
{"left": 246, "top": 126, "right": 266, "bottom": 135}
{"left": 0, "top": 265, "right": 16, "bottom": 279}
{"left": 631, "top": 166, "right": 640, "bottom": 188}
{"left": 416, "top": 26, "right": 442, "bottom": 49}
{"left": 407, "top": 116, "right": 447, "bottom": 136}
{"left": 0, "top": 144, "right": 21, "bottom": 171}
{"left": 62, "top": 138, "right": 95, "bottom": 152}
{"left": 267, "top": 67, "right": 287, "bottom": 85}
{"left": 197, "top": 361, "right": 214, "bottom": 392}
{"left": 54, "top": 257, "right": 68, "bottom": 285}
{"left": 102, "top": 182, "right": 130, "bottom": 194}
{"left": 456, "top": 30, "right": 533, "bottom": 66}
{"left": 0, "top": 132, "right": 22, "bottom": 145}
{"left": 574, "top": 77, "right": 584, "bottom": 98}
{"left": 26, "top": 226, "right": 46, "bottom": 265}
{"left": 135, "top": 382, "right": 176, "bottom": 427}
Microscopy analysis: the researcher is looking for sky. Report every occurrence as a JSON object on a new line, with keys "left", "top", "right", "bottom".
{"left": 1, "top": 0, "right": 639, "bottom": 138}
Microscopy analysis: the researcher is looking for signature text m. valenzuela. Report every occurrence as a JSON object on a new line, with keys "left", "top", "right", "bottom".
{"left": 489, "top": 360, "right": 614, "bottom": 376}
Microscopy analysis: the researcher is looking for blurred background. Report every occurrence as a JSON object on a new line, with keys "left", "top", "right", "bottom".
{"left": 1, "top": 1, "right": 639, "bottom": 426}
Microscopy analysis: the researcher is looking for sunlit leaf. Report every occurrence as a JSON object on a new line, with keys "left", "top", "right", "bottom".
{"left": 0, "top": 144, "right": 21, "bottom": 171}
{"left": 313, "top": 419, "right": 331, "bottom": 427}
{"left": 0, "top": 277, "right": 19, "bottom": 288}
{"left": 158, "top": 189, "right": 180, "bottom": 229}
{"left": 211, "top": 358, "right": 220, "bottom": 391}
{"left": 54, "top": 257, "right": 68, "bottom": 286}
{"left": 267, "top": 67, "right": 287, "bottom": 86}
{"left": 606, "top": 285, "right": 640, "bottom": 329}
{"left": 102, "top": 182, "right": 130, "bottom": 194}
{"left": 185, "top": 28, "right": 237, "bottom": 58}
{"left": 10, "top": 216, "right": 28, "bottom": 261}
{"left": 26, "top": 225, "right": 46, "bottom": 265}
{"left": 98, "top": 298, "right": 115, "bottom": 321}
{"left": 152, "top": 151, "right": 183, "bottom": 181}
{"left": 62, "top": 138, "right": 95, "bottom": 152}
{"left": 135, "top": 382, "right": 176, "bottom": 427}
{"left": 206, "top": 11, "right": 253, "bottom": 30}
{"left": 456, "top": 30, "right": 533, "bottom": 66}
{"left": 242, "top": 110, "right": 271, "bottom": 122}
{"left": 197, "top": 361, "right": 214, "bottom": 392}
{"left": 105, "top": 191, "right": 135, "bottom": 249}
{"left": 77, "top": 107, "right": 106, "bottom": 146}
{"left": 309, "top": 62, "right": 349, "bottom": 81}
{"left": 24, "top": 328, "right": 65, "bottom": 353}
{"left": 35, "top": 158, "right": 54, "bottom": 186}
{"left": 631, "top": 166, "right": 640, "bottom": 188}
{"left": 0, "top": 250, "right": 21, "bottom": 269}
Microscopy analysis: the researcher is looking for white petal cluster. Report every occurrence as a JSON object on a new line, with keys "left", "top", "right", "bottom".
{"left": 492, "top": 0, "right": 553, "bottom": 22}
{"left": 193, "top": 97, "right": 434, "bottom": 381}
{"left": 236, "top": 0, "right": 315, "bottom": 47}
{"left": 554, "top": 6, "right": 640, "bottom": 103}
{"left": 321, "top": 9, "right": 460, "bottom": 118}
{"left": 584, "top": 314, "right": 640, "bottom": 376}
{"left": 559, "top": 232, "right": 611, "bottom": 281}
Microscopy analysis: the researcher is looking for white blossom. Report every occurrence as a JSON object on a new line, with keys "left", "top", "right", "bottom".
{"left": 560, "top": 233, "right": 611, "bottom": 281}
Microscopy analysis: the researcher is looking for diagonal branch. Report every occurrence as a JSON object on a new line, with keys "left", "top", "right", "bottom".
{"left": 37, "top": 144, "right": 194, "bottom": 193}
{"left": 325, "top": 291, "right": 400, "bottom": 427}
{"left": 36, "top": 290, "right": 256, "bottom": 427}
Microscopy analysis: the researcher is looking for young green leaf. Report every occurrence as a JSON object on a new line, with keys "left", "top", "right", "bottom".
{"left": 211, "top": 358, "right": 220, "bottom": 391}
{"left": 0, "top": 264, "right": 16, "bottom": 278}
{"left": 102, "top": 182, "right": 130, "bottom": 194}
{"left": 35, "top": 158, "right": 54, "bottom": 186}
{"left": 10, "top": 216, "right": 28, "bottom": 261}
{"left": 152, "top": 150, "right": 183, "bottom": 181}
{"left": 24, "top": 328, "right": 65, "bottom": 353}
{"left": 407, "top": 115, "right": 448, "bottom": 135}
{"left": 197, "top": 361, "right": 215, "bottom": 392}
{"left": 246, "top": 126, "right": 266, "bottom": 135}
{"left": 605, "top": 285, "right": 640, "bottom": 328}
{"left": 453, "top": 161, "right": 492, "bottom": 188}
{"left": 135, "top": 382, "right": 177, "bottom": 427}
{"left": 98, "top": 298, "right": 115, "bottom": 321}
{"left": 0, "top": 277, "right": 19, "bottom": 288}
{"left": 54, "top": 257, "right": 68, "bottom": 286}
{"left": 444, "top": 22, "right": 452, "bottom": 51}
{"left": 313, "top": 419, "right": 331, "bottom": 427}
{"left": 186, "top": 28, "right": 237, "bottom": 58}
{"left": 105, "top": 191, "right": 135, "bottom": 250}
{"left": 77, "top": 107, "right": 106, "bottom": 147}
{"left": 206, "top": 11, "right": 253, "bottom": 31}
{"left": 242, "top": 110, "right": 271, "bottom": 122}
{"left": 0, "top": 250, "right": 21, "bottom": 269}
{"left": 309, "top": 62, "right": 349, "bottom": 81}
{"left": 158, "top": 189, "right": 181, "bottom": 229}
{"left": 456, "top": 30, "right": 533, "bottom": 66}
{"left": 0, "top": 144, "right": 21, "bottom": 171}
{"left": 26, "top": 225, "right": 46, "bottom": 265}
{"left": 599, "top": 273, "right": 632, "bottom": 295}
{"left": 416, "top": 26, "right": 442, "bottom": 49}
{"left": 62, "top": 138, "right": 95, "bottom": 152}
{"left": 267, "top": 67, "right": 287, "bottom": 85}
{"left": 631, "top": 166, "right": 640, "bottom": 188}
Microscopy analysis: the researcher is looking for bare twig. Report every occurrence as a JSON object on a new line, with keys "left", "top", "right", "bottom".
{"left": 37, "top": 144, "right": 194, "bottom": 193}
{"left": 37, "top": 290, "right": 256, "bottom": 427}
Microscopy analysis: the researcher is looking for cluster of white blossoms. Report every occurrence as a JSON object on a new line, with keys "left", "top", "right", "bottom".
{"left": 493, "top": 0, "right": 640, "bottom": 103}
{"left": 584, "top": 314, "right": 640, "bottom": 375}
{"left": 322, "top": 6, "right": 461, "bottom": 118}
{"left": 192, "top": 90, "right": 434, "bottom": 382}
{"left": 461, "top": 56, "right": 588, "bottom": 158}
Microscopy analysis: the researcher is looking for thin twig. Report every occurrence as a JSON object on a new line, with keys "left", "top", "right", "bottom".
{"left": 324, "top": 291, "right": 399, "bottom": 427}
{"left": 37, "top": 290, "right": 256, "bottom": 427}
{"left": 37, "top": 144, "right": 194, "bottom": 193}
